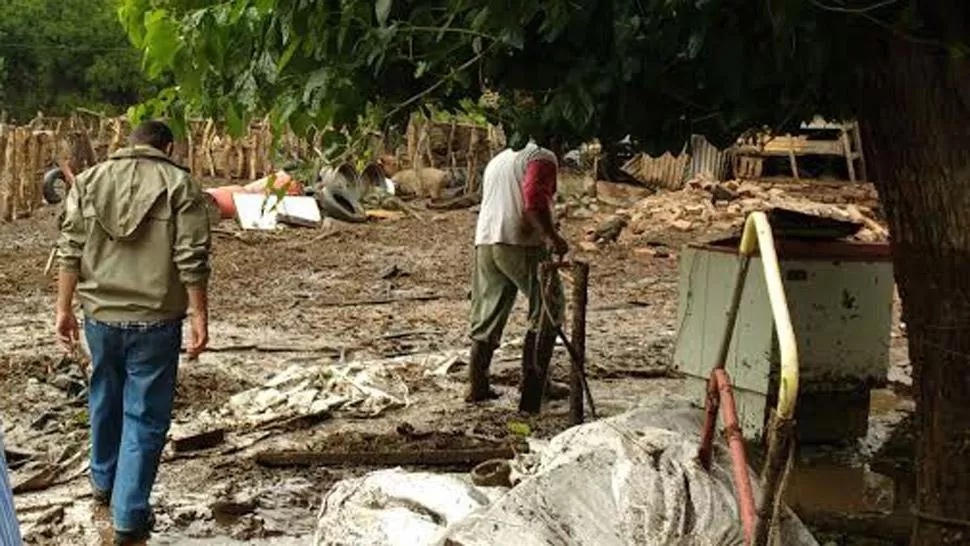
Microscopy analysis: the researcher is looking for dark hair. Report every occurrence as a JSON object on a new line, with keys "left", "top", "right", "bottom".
{"left": 129, "top": 120, "right": 175, "bottom": 151}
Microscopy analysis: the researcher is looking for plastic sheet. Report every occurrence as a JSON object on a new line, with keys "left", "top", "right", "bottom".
{"left": 314, "top": 395, "right": 818, "bottom": 546}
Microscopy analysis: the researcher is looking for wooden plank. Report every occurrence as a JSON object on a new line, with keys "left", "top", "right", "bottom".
{"left": 840, "top": 127, "right": 857, "bottom": 182}
{"left": 851, "top": 121, "right": 869, "bottom": 181}
{"left": 254, "top": 445, "right": 517, "bottom": 468}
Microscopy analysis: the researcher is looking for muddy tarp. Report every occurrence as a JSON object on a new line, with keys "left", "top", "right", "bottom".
{"left": 313, "top": 395, "right": 818, "bottom": 546}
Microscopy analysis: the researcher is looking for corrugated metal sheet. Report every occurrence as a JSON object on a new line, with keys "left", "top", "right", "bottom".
{"left": 621, "top": 148, "right": 689, "bottom": 190}
{"left": 620, "top": 135, "right": 729, "bottom": 189}
{"left": 688, "top": 134, "right": 730, "bottom": 181}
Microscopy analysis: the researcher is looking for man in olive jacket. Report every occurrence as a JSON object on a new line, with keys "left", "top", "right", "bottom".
{"left": 55, "top": 120, "right": 211, "bottom": 545}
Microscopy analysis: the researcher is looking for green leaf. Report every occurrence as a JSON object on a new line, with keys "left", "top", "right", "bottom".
{"left": 225, "top": 101, "right": 244, "bottom": 136}
{"left": 471, "top": 7, "right": 490, "bottom": 30}
{"left": 303, "top": 68, "right": 329, "bottom": 102}
{"left": 375, "top": 0, "right": 392, "bottom": 26}
{"left": 948, "top": 42, "right": 969, "bottom": 60}
{"left": 507, "top": 421, "right": 531, "bottom": 437}
{"left": 143, "top": 9, "right": 181, "bottom": 79}
{"left": 414, "top": 61, "right": 429, "bottom": 78}
{"left": 278, "top": 36, "right": 303, "bottom": 71}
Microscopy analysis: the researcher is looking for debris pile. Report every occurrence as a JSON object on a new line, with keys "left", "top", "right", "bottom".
{"left": 623, "top": 177, "right": 888, "bottom": 242}
{"left": 192, "top": 351, "right": 465, "bottom": 430}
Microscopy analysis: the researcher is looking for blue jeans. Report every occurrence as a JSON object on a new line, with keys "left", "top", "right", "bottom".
{"left": 85, "top": 318, "right": 181, "bottom": 532}
{"left": 0, "top": 430, "right": 23, "bottom": 545}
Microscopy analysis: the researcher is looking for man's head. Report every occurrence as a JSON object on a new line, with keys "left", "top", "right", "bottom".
{"left": 129, "top": 120, "right": 175, "bottom": 156}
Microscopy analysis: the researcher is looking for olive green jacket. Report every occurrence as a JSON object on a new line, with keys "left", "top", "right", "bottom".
{"left": 57, "top": 145, "right": 212, "bottom": 322}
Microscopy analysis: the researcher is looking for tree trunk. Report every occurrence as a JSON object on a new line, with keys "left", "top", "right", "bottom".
{"left": 856, "top": 9, "right": 970, "bottom": 544}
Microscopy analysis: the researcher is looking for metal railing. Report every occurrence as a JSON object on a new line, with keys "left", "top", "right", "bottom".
{"left": 697, "top": 211, "right": 800, "bottom": 546}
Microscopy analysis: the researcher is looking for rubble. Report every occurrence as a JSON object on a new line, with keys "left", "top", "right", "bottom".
{"left": 624, "top": 177, "right": 888, "bottom": 243}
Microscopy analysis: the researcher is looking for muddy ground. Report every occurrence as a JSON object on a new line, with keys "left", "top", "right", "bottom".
{"left": 0, "top": 179, "right": 913, "bottom": 545}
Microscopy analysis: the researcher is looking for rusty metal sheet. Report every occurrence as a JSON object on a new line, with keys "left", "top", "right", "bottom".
{"left": 688, "top": 134, "right": 730, "bottom": 181}
{"left": 621, "top": 148, "right": 689, "bottom": 190}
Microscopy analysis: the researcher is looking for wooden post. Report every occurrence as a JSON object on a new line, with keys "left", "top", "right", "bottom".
{"left": 851, "top": 121, "right": 868, "bottom": 182}
{"left": 0, "top": 127, "right": 9, "bottom": 222}
{"left": 569, "top": 261, "right": 589, "bottom": 425}
{"left": 787, "top": 142, "right": 799, "bottom": 181}
{"left": 840, "top": 125, "right": 857, "bottom": 182}
{"left": 519, "top": 262, "right": 557, "bottom": 414}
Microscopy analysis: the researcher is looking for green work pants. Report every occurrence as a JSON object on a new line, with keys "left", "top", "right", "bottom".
{"left": 469, "top": 244, "right": 564, "bottom": 347}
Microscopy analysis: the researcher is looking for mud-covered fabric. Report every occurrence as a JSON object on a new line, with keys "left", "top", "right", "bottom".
{"left": 469, "top": 244, "right": 564, "bottom": 346}
{"left": 57, "top": 145, "right": 211, "bottom": 322}
{"left": 312, "top": 396, "right": 818, "bottom": 546}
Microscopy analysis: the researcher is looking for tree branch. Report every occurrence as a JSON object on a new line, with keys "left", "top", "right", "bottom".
{"left": 809, "top": 0, "right": 900, "bottom": 14}
{"left": 387, "top": 44, "right": 495, "bottom": 119}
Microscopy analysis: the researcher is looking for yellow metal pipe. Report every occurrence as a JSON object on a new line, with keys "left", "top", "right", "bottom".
{"left": 738, "top": 211, "right": 799, "bottom": 420}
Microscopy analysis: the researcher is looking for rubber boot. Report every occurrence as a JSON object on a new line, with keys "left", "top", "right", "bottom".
{"left": 519, "top": 329, "right": 556, "bottom": 414}
{"left": 465, "top": 341, "right": 500, "bottom": 402}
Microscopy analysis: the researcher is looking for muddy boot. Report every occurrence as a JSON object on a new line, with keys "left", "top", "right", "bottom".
{"left": 519, "top": 329, "right": 556, "bottom": 414}
{"left": 465, "top": 341, "right": 500, "bottom": 402}
{"left": 545, "top": 379, "right": 570, "bottom": 400}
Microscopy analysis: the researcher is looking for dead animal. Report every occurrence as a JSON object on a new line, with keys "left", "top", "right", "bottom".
{"left": 392, "top": 168, "right": 451, "bottom": 199}
{"left": 589, "top": 215, "right": 629, "bottom": 244}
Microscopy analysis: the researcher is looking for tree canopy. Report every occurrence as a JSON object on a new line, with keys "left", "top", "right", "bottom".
{"left": 121, "top": 0, "right": 909, "bottom": 155}
{"left": 0, "top": 0, "right": 154, "bottom": 121}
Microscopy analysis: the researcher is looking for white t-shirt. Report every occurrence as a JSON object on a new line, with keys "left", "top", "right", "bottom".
{"left": 474, "top": 143, "right": 557, "bottom": 247}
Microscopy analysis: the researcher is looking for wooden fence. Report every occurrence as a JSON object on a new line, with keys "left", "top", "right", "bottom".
{"left": 0, "top": 113, "right": 504, "bottom": 222}
{"left": 0, "top": 115, "right": 298, "bottom": 222}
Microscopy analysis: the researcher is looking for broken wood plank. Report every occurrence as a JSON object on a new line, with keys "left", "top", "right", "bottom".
{"left": 252, "top": 409, "right": 332, "bottom": 433}
{"left": 316, "top": 294, "right": 443, "bottom": 308}
{"left": 171, "top": 429, "right": 227, "bottom": 453}
{"left": 590, "top": 366, "right": 672, "bottom": 380}
{"left": 254, "top": 445, "right": 518, "bottom": 469}
{"left": 12, "top": 451, "right": 89, "bottom": 496}
{"left": 379, "top": 329, "right": 440, "bottom": 340}
{"left": 185, "top": 343, "right": 346, "bottom": 355}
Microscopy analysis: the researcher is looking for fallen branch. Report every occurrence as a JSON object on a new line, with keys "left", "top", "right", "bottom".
{"left": 171, "top": 429, "right": 227, "bottom": 453}
{"left": 317, "top": 294, "right": 443, "bottom": 308}
{"left": 379, "top": 329, "right": 441, "bottom": 340}
{"left": 12, "top": 449, "right": 86, "bottom": 495}
{"left": 186, "top": 343, "right": 346, "bottom": 355}
{"left": 255, "top": 445, "right": 517, "bottom": 469}
{"left": 590, "top": 366, "right": 671, "bottom": 379}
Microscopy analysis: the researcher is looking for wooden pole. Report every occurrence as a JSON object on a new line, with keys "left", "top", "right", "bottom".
{"left": 569, "top": 261, "right": 589, "bottom": 425}
{"left": 518, "top": 262, "right": 557, "bottom": 414}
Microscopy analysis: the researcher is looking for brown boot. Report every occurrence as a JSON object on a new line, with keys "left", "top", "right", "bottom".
{"left": 519, "top": 329, "right": 556, "bottom": 413}
{"left": 466, "top": 341, "right": 500, "bottom": 402}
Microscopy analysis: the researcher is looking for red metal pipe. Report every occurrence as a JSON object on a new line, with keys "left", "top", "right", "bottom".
{"left": 713, "top": 369, "right": 757, "bottom": 545}
{"left": 698, "top": 373, "right": 721, "bottom": 470}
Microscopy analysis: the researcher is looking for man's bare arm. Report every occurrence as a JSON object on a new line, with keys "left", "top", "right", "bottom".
{"left": 525, "top": 208, "right": 559, "bottom": 243}
{"left": 56, "top": 271, "right": 78, "bottom": 315}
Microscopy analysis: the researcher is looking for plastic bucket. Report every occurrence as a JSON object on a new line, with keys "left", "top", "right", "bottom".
{"left": 205, "top": 185, "right": 246, "bottom": 219}
{"left": 318, "top": 163, "right": 359, "bottom": 197}
{"left": 359, "top": 163, "right": 388, "bottom": 198}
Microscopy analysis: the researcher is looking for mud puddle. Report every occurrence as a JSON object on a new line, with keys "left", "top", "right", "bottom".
{"left": 780, "top": 388, "right": 915, "bottom": 544}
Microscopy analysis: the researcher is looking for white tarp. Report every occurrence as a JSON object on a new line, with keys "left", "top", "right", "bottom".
{"left": 313, "top": 395, "right": 818, "bottom": 546}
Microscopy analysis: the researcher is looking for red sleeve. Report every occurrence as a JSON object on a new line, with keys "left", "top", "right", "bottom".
{"left": 522, "top": 159, "right": 557, "bottom": 212}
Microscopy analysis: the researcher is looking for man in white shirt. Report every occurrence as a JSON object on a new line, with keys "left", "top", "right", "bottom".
{"left": 468, "top": 142, "right": 570, "bottom": 411}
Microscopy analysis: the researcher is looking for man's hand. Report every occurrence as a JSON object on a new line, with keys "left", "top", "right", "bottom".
{"left": 548, "top": 234, "right": 569, "bottom": 258}
{"left": 55, "top": 309, "right": 79, "bottom": 352}
{"left": 186, "top": 287, "right": 209, "bottom": 360}
{"left": 187, "top": 311, "right": 209, "bottom": 359}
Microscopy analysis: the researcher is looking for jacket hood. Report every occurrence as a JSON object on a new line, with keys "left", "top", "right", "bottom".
{"left": 87, "top": 146, "right": 180, "bottom": 241}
